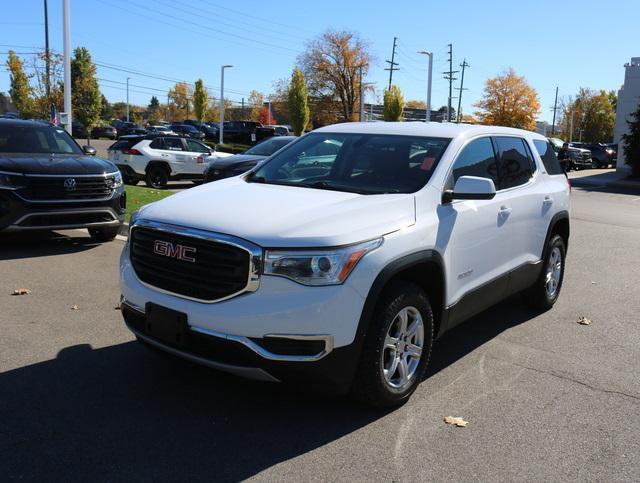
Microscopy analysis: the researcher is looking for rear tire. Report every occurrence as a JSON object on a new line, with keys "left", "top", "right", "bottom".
{"left": 88, "top": 225, "right": 120, "bottom": 242}
{"left": 352, "top": 282, "right": 434, "bottom": 408}
{"left": 145, "top": 166, "right": 169, "bottom": 189}
{"left": 523, "top": 234, "right": 566, "bottom": 310}
{"left": 123, "top": 174, "right": 139, "bottom": 185}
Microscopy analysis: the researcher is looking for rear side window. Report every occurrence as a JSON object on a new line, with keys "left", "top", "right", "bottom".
{"left": 447, "top": 137, "right": 499, "bottom": 190}
{"left": 494, "top": 137, "right": 534, "bottom": 189}
{"left": 533, "top": 140, "right": 564, "bottom": 175}
{"left": 109, "top": 138, "right": 139, "bottom": 151}
{"left": 149, "top": 138, "right": 164, "bottom": 149}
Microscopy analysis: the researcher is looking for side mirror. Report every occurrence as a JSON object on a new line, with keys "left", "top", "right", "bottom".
{"left": 83, "top": 145, "right": 97, "bottom": 156}
{"left": 442, "top": 176, "right": 496, "bottom": 203}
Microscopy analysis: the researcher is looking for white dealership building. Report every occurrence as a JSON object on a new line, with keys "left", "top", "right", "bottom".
{"left": 614, "top": 57, "right": 640, "bottom": 174}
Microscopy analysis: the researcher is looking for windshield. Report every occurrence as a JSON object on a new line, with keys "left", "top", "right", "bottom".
{"left": 0, "top": 124, "right": 83, "bottom": 155}
{"left": 249, "top": 132, "right": 451, "bottom": 194}
{"left": 245, "top": 137, "right": 293, "bottom": 156}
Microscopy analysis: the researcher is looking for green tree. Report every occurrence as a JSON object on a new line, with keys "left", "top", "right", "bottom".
{"left": 383, "top": 85, "right": 404, "bottom": 121}
{"left": 562, "top": 88, "right": 616, "bottom": 142}
{"left": 147, "top": 95, "right": 161, "bottom": 121}
{"left": 100, "top": 94, "right": 113, "bottom": 119}
{"left": 621, "top": 104, "right": 640, "bottom": 177}
{"left": 71, "top": 47, "right": 102, "bottom": 140}
{"left": 6, "top": 50, "right": 33, "bottom": 117}
{"left": 192, "top": 79, "right": 208, "bottom": 124}
{"left": 287, "top": 68, "right": 309, "bottom": 135}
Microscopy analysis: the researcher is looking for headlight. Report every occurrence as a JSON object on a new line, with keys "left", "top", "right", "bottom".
{"left": 112, "top": 171, "right": 123, "bottom": 188}
{"left": 0, "top": 172, "right": 24, "bottom": 189}
{"left": 264, "top": 238, "right": 382, "bottom": 286}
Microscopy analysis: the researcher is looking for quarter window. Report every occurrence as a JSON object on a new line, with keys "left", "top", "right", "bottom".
{"left": 533, "top": 140, "right": 564, "bottom": 175}
{"left": 447, "top": 137, "right": 499, "bottom": 190}
{"left": 494, "top": 137, "right": 534, "bottom": 189}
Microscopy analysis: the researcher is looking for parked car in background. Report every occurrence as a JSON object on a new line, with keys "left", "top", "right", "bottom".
{"left": 582, "top": 143, "right": 617, "bottom": 168}
{"left": 91, "top": 124, "right": 117, "bottom": 140}
{"left": 147, "top": 125, "right": 176, "bottom": 136}
{"left": 108, "top": 134, "right": 232, "bottom": 188}
{"left": 199, "top": 123, "right": 219, "bottom": 141}
{"left": 71, "top": 121, "right": 87, "bottom": 139}
{"left": 170, "top": 123, "right": 205, "bottom": 140}
{"left": 0, "top": 119, "right": 125, "bottom": 241}
{"left": 0, "top": 112, "right": 19, "bottom": 119}
{"left": 265, "top": 125, "right": 293, "bottom": 136}
{"left": 112, "top": 120, "right": 146, "bottom": 138}
{"left": 120, "top": 122, "right": 570, "bottom": 407}
{"left": 549, "top": 138, "right": 593, "bottom": 170}
{"left": 203, "top": 135, "right": 296, "bottom": 183}
{"left": 222, "top": 120, "right": 277, "bottom": 144}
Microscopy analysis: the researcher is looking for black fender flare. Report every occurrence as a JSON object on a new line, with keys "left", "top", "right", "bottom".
{"left": 543, "top": 210, "right": 570, "bottom": 257}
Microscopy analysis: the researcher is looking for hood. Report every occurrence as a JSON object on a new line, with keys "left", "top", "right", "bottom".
{"left": 208, "top": 154, "right": 265, "bottom": 169}
{"left": 0, "top": 154, "right": 117, "bottom": 175}
{"left": 138, "top": 177, "right": 416, "bottom": 247}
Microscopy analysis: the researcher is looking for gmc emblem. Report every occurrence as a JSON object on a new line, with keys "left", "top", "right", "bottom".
{"left": 153, "top": 240, "right": 197, "bottom": 263}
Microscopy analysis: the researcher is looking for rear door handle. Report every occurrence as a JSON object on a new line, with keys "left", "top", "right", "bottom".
{"left": 543, "top": 196, "right": 553, "bottom": 206}
{"left": 499, "top": 206, "right": 512, "bottom": 216}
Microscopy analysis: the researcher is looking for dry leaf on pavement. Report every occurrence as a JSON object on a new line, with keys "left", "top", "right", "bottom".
{"left": 71, "top": 304, "right": 79, "bottom": 310}
{"left": 577, "top": 316, "right": 592, "bottom": 325}
{"left": 12, "top": 288, "right": 31, "bottom": 296}
{"left": 444, "top": 416, "right": 468, "bottom": 427}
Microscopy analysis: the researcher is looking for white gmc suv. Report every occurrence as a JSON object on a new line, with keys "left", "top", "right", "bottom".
{"left": 120, "top": 122, "right": 570, "bottom": 407}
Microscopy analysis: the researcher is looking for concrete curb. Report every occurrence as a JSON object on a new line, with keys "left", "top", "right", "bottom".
{"left": 570, "top": 178, "right": 640, "bottom": 191}
{"left": 118, "top": 222, "right": 129, "bottom": 237}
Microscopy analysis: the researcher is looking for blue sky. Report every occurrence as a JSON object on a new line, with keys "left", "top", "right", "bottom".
{"left": 1, "top": 0, "right": 638, "bottom": 122}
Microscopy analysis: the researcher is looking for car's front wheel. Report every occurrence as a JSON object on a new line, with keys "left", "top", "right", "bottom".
{"left": 88, "top": 226, "right": 120, "bottom": 242}
{"left": 353, "top": 282, "right": 434, "bottom": 407}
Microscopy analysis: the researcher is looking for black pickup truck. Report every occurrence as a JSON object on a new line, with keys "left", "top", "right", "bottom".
{"left": 222, "top": 121, "right": 275, "bottom": 144}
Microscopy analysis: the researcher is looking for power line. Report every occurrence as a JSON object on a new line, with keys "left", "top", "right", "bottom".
{"left": 385, "top": 37, "right": 400, "bottom": 91}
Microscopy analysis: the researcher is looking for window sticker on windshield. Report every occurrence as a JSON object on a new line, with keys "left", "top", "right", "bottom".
{"left": 56, "top": 129, "right": 65, "bottom": 133}
{"left": 420, "top": 157, "right": 436, "bottom": 171}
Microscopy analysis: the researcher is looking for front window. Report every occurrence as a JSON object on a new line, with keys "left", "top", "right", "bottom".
{"left": 244, "top": 137, "right": 292, "bottom": 156}
{"left": 249, "top": 133, "right": 451, "bottom": 194}
{"left": 0, "top": 124, "right": 82, "bottom": 155}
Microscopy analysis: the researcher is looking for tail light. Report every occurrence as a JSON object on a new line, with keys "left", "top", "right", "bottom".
{"left": 123, "top": 149, "right": 142, "bottom": 155}
{"left": 197, "top": 155, "right": 205, "bottom": 164}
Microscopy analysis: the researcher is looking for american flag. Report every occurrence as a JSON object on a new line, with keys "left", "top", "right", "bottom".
{"left": 50, "top": 104, "right": 58, "bottom": 125}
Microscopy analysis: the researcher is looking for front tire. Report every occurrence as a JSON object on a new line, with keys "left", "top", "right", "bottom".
{"left": 88, "top": 225, "right": 120, "bottom": 242}
{"left": 523, "top": 234, "right": 566, "bottom": 310}
{"left": 352, "top": 282, "right": 434, "bottom": 408}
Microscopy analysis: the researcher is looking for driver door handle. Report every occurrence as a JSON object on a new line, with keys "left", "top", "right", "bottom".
{"left": 498, "top": 206, "right": 512, "bottom": 216}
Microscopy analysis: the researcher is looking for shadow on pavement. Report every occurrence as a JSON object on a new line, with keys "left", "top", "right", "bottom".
{"left": 569, "top": 170, "right": 640, "bottom": 195}
{"left": 0, "top": 231, "right": 103, "bottom": 261}
{"left": 0, "top": 297, "right": 541, "bottom": 481}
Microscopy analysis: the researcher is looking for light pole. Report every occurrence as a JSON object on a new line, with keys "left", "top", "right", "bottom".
{"left": 219, "top": 64, "right": 233, "bottom": 145}
{"left": 418, "top": 50, "right": 433, "bottom": 122}
{"left": 126, "top": 77, "right": 130, "bottom": 122}
{"left": 62, "top": 0, "right": 72, "bottom": 134}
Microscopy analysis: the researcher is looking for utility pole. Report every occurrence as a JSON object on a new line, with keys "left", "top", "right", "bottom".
{"left": 551, "top": 86, "right": 559, "bottom": 135}
{"left": 241, "top": 97, "right": 245, "bottom": 119}
{"left": 418, "top": 51, "right": 433, "bottom": 122}
{"left": 43, "top": 0, "right": 50, "bottom": 101}
{"left": 219, "top": 64, "right": 233, "bottom": 144}
{"left": 456, "top": 59, "right": 469, "bottom": 123}
{"left": 442, "top": 43, "right": 458, "bottom": 122}
{"left": 126, "top": 77, "right": 130, "bottom": 122}
{"left": 166, "top": 92, "right": 170, "bottom": 120}
{"left": 385, "top": 37, "right": 399, "bottom": 91}
{"left": 267, "top": 96, "right": 272, "bottom": 125}
{"left": 62, "top": 0, "right": 72, "bottom": 134}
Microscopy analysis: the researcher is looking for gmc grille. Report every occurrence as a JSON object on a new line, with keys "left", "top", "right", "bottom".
{"left": 18, "top": 174, "right": 117, "bottom": 201}
{"left": 130, "top": 227, "right": 252, "bottom": 302}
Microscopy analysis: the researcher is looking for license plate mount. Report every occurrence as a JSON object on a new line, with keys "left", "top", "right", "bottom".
{"left": 145, "top": 303, "right": 188, "bottom": 348}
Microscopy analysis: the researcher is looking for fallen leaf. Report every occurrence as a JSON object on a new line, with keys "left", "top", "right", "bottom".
{"left": 577, "top": 316, "right": 592, "bottom": 325}
{"left": 591, "top": 281, "right": 598, "bottom": 285}
{"left": 444, "top": 416, "right": 468, "bottom": 427}
{"left": 114, "top": 304, "right": 121, "bottom": 310}
{"left": 71, "top": 304, "right": 79, "bottom": 310}
{"left": 12, "top": 288, "right": 31, "bottom": 295}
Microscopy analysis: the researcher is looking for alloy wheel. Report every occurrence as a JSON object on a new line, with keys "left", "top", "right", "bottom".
{"left": 381, "top": 306, "right": 424, "bottom": 392}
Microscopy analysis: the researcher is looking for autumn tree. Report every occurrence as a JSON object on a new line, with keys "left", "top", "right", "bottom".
{"left": 168, "top": 82, "right": 191, "bottom": 121}
{"left": 259, "top": 106, "right": 276, "bottom": 125}
{"left": 383, "top": 85, "right": 404, "bottom": 121}
{"left": 561, "top": 88, "right": 616, "bottom": 142}
{"left": 288, "top": 68, "right": 309, "bottom": 135}
{"left": 298, "top": 29, "right": 372, "bottom": 122}
{"left": 248, "top": 90, "right": 264, "bottom": 121}
{"left": 475, "top": 68, "right": 540, "bottom": 131}
{"left": 71, "top": 47, "right": 102, "bottom": 140}
{"left": 405, "top": 99, "right": 426, "bottom": 109}
{"left": 193, "top": 79, "right": 208, "bottom": 124}
{"left": 6, "top": 51, "right": 33, "bottom": 117}
{"left": 26, "top": 51, "right": 64, "bottom": 119}
{"left": 621, "top": 104, "right": 640, "bottom": 177}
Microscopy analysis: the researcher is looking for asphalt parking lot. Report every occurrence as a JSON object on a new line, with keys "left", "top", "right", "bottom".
{"left": 1, "top": 185, "right": 639, "bottom": 481}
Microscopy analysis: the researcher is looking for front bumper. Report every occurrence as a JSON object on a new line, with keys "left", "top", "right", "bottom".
{"left": 0, "top": 186, "right": 126, "bottom": 232}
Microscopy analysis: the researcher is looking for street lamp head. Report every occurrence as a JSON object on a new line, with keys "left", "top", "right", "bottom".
{"left": 418, "top": 50, "right": 432, "bottom": 55}
{"left": 222, "top": 64, "right": 233, "bottom": 69}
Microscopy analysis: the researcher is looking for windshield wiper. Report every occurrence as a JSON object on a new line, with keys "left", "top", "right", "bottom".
{"left": 301, "top": 180, "right": 400, "bottom": 195}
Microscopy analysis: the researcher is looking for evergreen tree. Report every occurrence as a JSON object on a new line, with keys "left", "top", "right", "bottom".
{"left": 621, "top": 104, "right": 640, "bottom": 177}
{"left": 71, "top": 47, "right": 102, "bottom": 140}
{"left": 287, "top": 68, "right": 309, "bottom": 135}
{"left": 383, "top": 85, "right": 404, "bottom": 121}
